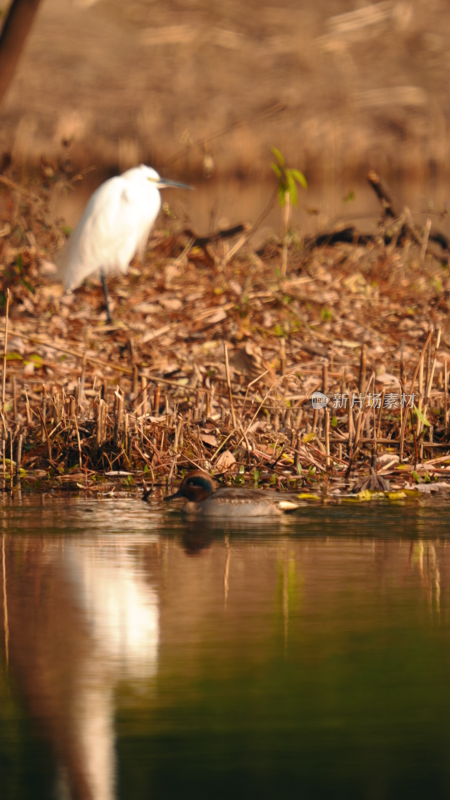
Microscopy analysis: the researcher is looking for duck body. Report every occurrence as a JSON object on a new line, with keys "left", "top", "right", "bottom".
{"left": 165, "top": 471, "right": 300, "bottom": 518}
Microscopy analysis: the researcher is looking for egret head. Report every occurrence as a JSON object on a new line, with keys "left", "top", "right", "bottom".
{"left": 137, "top": 164, "right": 193, "bottom": 191}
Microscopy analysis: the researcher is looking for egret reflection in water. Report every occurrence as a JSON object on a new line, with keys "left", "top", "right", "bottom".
{"left": 2, "top": 533, "right": 160, "bottom": 800}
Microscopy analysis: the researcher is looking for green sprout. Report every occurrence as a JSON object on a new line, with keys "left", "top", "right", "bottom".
{"left": 271, "top": 148, "right": 307, "bottom": 278}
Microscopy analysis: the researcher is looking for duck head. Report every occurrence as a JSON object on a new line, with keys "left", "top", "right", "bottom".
{"left": 165, "top": 470, "right": 215, "bottom": 503}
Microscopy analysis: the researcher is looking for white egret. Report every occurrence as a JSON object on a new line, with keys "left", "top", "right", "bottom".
{"left": 58, "top": 164, "right": 193, "bottom": 321}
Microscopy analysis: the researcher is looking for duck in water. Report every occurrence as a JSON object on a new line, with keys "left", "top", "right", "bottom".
{"left": 162, "top": 470, "right": 300, "bottom": 518}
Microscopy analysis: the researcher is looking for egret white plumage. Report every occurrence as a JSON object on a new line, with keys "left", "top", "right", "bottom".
{"left": 58, "top": 164, "right": 192, "bottom": 321}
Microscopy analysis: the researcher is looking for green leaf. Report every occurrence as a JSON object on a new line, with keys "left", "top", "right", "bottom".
{"left": 413, "top": 405, "right": 431, "bottom": 427}
{"left": 271, "top": 147, "right": 285, "bottom": 168}
{"left": 344, "top": 190, "right": 355, "bottom": 203}
{"left": 412, "top": 471, "right": 420, "bottom": 483}
{"left": 26, "top": 354, "right": 43, "bottom": 367}
{"left": 5, "top": 353, "right": 22, "bottom": 361}
{"left": 291, "top": 168, "right": 307, "bottom": 189}
{"left": 62, "top": 225, "right": 72, "bottom": 236}
{"left": 21, "top": 277, "right": 34, "bottom": 294}
{"left": 331, "top": 416, "right": 338, "bottom": 427}
{"left": 286, "top": 171, "right": 298, "bottom": 206}
{"left": 277, "top": 184, "right": 286, "bottom": 206}
{"left": 271, "top": 163, "right": 282, "bottom": 178}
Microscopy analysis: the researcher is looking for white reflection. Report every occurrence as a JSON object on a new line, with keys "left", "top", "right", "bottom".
{"left": 58, "top": 540, "right": 160, "bottom": 800}
{"left": 66, "top": 541, "right": 159, "bottom": 677}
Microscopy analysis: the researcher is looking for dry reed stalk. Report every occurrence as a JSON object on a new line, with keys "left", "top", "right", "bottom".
{"left": 410, "top": 330, "right": 433, "bottom": 394}
{"left": 324, "top": 409, "right": 330, "bottom": 467}
{"left": 410, "top": 407, "right": 419, "bottom": 468}
{"left": 416, "top": 327, "right": 442, "bottom": 459}
{"left": 114, "top": 390, "right": 124, "bottom": 447}
{"left": 1, "top": 289, "right": 10, "bottom": 430}
{"left": 141, "top": 375, "right": 148, "bottom": 416}
{"left": 359, "top": 344, "right": 367, "bottom": 394}
{"left": 153, "top": 384, "right": 160, "bottom": 415}
{"left": 322, "top": 362, "right": 328, "bottom": 394}
{"left": 426, "top": 328, "right": 441, "bottom": 400}
{"left": 41, "top": 387, "right": 47, "bottom": 444}
{"left": 279, "top": 338, "right": 286, "bottom": 376}
{"left": 12, "top": 376, "right": 17, "bottom": 423}
{"left": 167, "top": 454, "right": 179, "bottom": 484}
{"left": 220, "top": 234, "right": 248, "bottom": 269}
{"left": 96, "top": 399, "right": 105, "bottom": 446}
{"left": 312, "top": 408, "right": 318, "bottom": 432}
{"left": 80, "top": 353, "right": 86, "bottom": 403}
{"left": 223, "top": 343, "right": 237, "bottom": 429}
{"left": 16, "top": 433, "right": 22, "bottom": 482}
{"left": 372, "top": 397, "right": 377, "bottom": 461}
{"left": 445, "top": 360, "right": 449, "bottom": 432}
{"left": 417, "top": 351, "right": 425, "bottom": 439}
{"left": 240, "top": 370, "right": 269, "bottom": 419}
{"left": 354, "top": 409, "right": 363, "bottom": 444}
{"left": 238, "top": 422, "right": 252, "bottom": 463}
{"left": 37, "top": 408, "right": 52, "bottom": 464}
{"left": 295, "top": 407, "right": 303, "bottom": 429}
{"left": 133, "top": 365, "right": 139, "bottom": 409}
{"left": 294, "top": 432, "right": 301, "bottom": 472}
{"left": 73, "top": 415, "right": 83, "bottom": 470}
{"left": 124, "top": 414, "right": 129, "bottom": 458}
{"left": 24, "top": 385, "right": 32, "bottom": 426}
{"left": 348, "top": 401, "right": 354, "bottom": 453}
{"left": 9, "top": 434, "right": 13, "bottom": 491}
{"left": 399, "top": 329, "right": 433, "bottom": 462}
{"left": 174, "top": 417, "right": 183, "bottom": 453}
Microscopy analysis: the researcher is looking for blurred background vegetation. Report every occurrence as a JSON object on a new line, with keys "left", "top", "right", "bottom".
{"left": 0, "top": 0, "right": 448, "bottom": 183}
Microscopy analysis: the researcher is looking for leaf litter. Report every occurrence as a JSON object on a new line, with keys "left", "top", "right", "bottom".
{"left": 1, "top": 165, "right": 450, "bottom": 504}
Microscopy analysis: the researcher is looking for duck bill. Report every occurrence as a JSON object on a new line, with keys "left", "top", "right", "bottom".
{"left": 158, "top": 178, "right": 194, "bottom": 191}
{"left": 165, "top": 488, "right": 184, "bottom": 502}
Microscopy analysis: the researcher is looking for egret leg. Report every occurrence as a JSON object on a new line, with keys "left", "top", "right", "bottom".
{"left": 100, "top": 270, "right": 113, "bottom": 323}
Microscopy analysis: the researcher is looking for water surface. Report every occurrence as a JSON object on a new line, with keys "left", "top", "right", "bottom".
{"left": 1, "top": 496, "right": 450, "bottom": 799}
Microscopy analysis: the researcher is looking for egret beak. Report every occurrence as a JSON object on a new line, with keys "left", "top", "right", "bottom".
{"left": 165, "top": 488, "right": 184, "bottom": 502}
{"left": 156, "top": 178, "right": 194, "bottom": 191}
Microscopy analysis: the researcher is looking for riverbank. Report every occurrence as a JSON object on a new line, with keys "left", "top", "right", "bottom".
{"left": 1, "top": 166, "right": 450, "bottom": 498}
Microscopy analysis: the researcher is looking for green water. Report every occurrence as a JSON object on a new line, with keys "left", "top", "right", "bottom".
{"left": 1, "top": 497, "right": 450, "bottom": 799}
